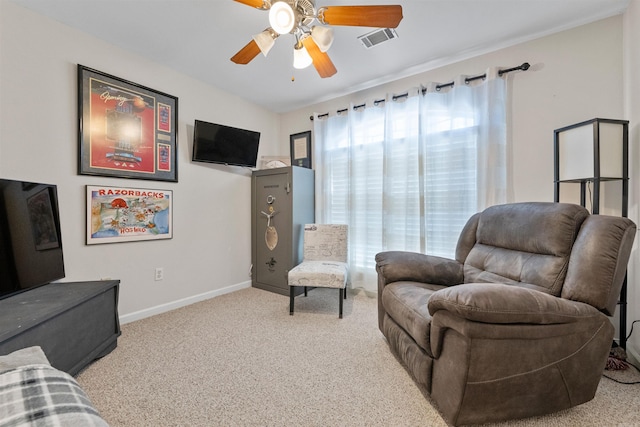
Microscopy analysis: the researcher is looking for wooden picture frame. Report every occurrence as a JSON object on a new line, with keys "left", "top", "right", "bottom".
{"left": 86, "top": 185, "right": 173, "bottom": 245}
{"left": 78, "top": 65, "right": 178, "bottom": 182}
{"left": 290, "top": 131, "right": 312, "bottom": 169}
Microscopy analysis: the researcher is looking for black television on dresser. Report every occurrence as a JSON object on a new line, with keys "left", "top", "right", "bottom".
{"left": 192, "top": 119, "right": 261, "bottom": 168}
{"left": 0, "top": 178, "right": 65, "bottom": 300}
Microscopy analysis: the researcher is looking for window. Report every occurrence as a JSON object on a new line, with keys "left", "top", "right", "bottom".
{"left": 314, "top": 78, "right": 507, "bottom": 292}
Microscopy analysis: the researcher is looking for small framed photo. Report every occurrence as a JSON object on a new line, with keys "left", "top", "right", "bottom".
{"left": 27, "top": 188, "right": 61, "bottom": 251}
{"left": 290, "top": 131, "right": 312, "bottom": 169}
{"left": 86, "top": 185, "right": 173, "bottom": 245}
{"left": 78, "top": 65, "right": 178, "bottom": 182}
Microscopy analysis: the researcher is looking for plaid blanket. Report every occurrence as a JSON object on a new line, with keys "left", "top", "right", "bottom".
{"left": 0, "top": 364, "right": 108, "bottom": 427}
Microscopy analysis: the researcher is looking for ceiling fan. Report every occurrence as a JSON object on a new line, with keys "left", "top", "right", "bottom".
{"left": 231, "top": 0, "right": 403, "bottom": 78}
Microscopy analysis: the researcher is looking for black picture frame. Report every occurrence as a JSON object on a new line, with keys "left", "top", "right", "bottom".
{"left": 78, "top": 65, "right": 178, "bottom": 182}
{"left": 290, "top": 131, "right": 312, "bottom": 169}
{"left": 27, "top": 188, "right": 61, "bottom": 251}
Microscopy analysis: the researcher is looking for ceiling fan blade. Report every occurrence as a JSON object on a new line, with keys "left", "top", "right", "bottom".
{"left": 230, "top": 39, "right": 261, "bottom": 64}
{"left": 302, "top": 36, "right": 337, "bottom": 78}
{"left": 233, "top": 0, "right": 267, "bottom": 8}
{"left": 319, "top": 5, "right": 403, "bottom": 28}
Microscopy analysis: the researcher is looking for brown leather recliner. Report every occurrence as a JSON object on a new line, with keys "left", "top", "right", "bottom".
{"left": 375, "top": 202, "right": 635, "bottom": 426}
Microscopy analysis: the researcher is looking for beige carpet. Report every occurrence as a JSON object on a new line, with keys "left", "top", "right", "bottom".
{"left": 77, "top": 287, "right": 640, "bottom": 427}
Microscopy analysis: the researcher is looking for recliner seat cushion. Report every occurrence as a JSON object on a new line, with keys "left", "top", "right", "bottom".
{"left": 381, "top": 281, "right": 446, "bottom": 355}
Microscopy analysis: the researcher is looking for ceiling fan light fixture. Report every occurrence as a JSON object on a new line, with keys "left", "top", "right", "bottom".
{"left": 252, "top": 28, "right": 277, "bottom": 56}
{"left": 293, "top": 43, "right": 313, "bottom": 69}
{"left": 269, "top": 1, "right": 296, "bottom": 34}
{"left": 311, "top": 25, "right": 334, "bottom": 53}
{"left": 232, "top": 1, "right": 404, "bottom": 78}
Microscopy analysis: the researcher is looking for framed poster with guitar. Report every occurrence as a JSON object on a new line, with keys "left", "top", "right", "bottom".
{"left": 78, "top": 65, "right": 178, "bottom": 182}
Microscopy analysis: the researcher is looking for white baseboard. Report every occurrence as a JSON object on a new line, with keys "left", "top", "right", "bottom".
{"left": 119, "top": 281, "right": 251, "bottom": 325}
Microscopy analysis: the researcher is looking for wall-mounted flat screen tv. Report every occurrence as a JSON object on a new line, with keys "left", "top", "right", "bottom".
{"left": 192, "top": 120, "right": 260, "bottom": 168}
{"left": 0, "top": 178, "right": 65, "bottom": 300}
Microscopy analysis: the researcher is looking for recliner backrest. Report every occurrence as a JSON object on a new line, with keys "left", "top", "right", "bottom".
{"left": 458, "top": 202, "right": 589, "bottom": 295}
{"left": 455, "top": 202, "right": 636, "bottom": 313}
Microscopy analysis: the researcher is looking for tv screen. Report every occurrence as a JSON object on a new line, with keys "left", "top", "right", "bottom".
{"left": 0, "top": 178, "right": 65, "bottom": 300}
{"left": 192, "top": 120, "right": 260, "bottom": 168}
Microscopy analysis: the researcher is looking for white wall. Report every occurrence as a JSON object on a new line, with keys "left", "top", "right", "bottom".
{"left": 624, "top": 0, "right": 640, "bottom": 361}
{"left": 0, "top": 2, "right": 280, "bottom": 320}
{"left": 281, "top": 16, "right": 624, "bottom": 203}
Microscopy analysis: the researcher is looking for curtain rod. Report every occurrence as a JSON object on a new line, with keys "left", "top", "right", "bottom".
{"left": 310, "top": 62, "right": 530, "bottom": 121}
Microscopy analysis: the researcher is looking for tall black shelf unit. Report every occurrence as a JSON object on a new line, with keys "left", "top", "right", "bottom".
{"left": 553, "top": 118, "right": 629, "bottom": 349}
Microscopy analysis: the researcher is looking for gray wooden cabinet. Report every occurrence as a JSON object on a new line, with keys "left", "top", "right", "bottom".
{"left": 251, "top": 167, "right": 314, "bottom": 296}
{"left": 0, "top": 280, "right": 120, "bottom": 375}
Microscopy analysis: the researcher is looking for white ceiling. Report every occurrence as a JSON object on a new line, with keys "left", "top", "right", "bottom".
{"left": 9, "top": 0, "right": 629, "bottom": 113}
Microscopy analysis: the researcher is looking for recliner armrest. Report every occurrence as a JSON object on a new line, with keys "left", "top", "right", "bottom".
{"left": 427, "top": 282, "right": 611, "bottom": 363}
{"left": 375, "top": 251, "right": 463, "bottom": 287}
{"left": 428, "top": 283, "right": 602, "bottom": 325}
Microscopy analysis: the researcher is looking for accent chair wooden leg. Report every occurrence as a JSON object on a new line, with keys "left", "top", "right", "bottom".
{"left": 339, "top": 288, "right": 344, "bottom": 319}
{"left": 290, "top": 286, "right": 295, "bottom": 315}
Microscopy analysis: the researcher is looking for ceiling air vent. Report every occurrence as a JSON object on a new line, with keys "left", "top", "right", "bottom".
{"left": 358, "top": 28, "right": 398, "bottom": 49}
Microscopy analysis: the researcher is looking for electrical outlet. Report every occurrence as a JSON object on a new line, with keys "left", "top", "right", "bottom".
{"left": 155, "top": 267, "right": 164, "bottom": 281}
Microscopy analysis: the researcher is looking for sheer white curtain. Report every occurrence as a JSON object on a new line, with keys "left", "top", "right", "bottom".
{"left": 313, "top": 69, "right": 508, "bottom": 292}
